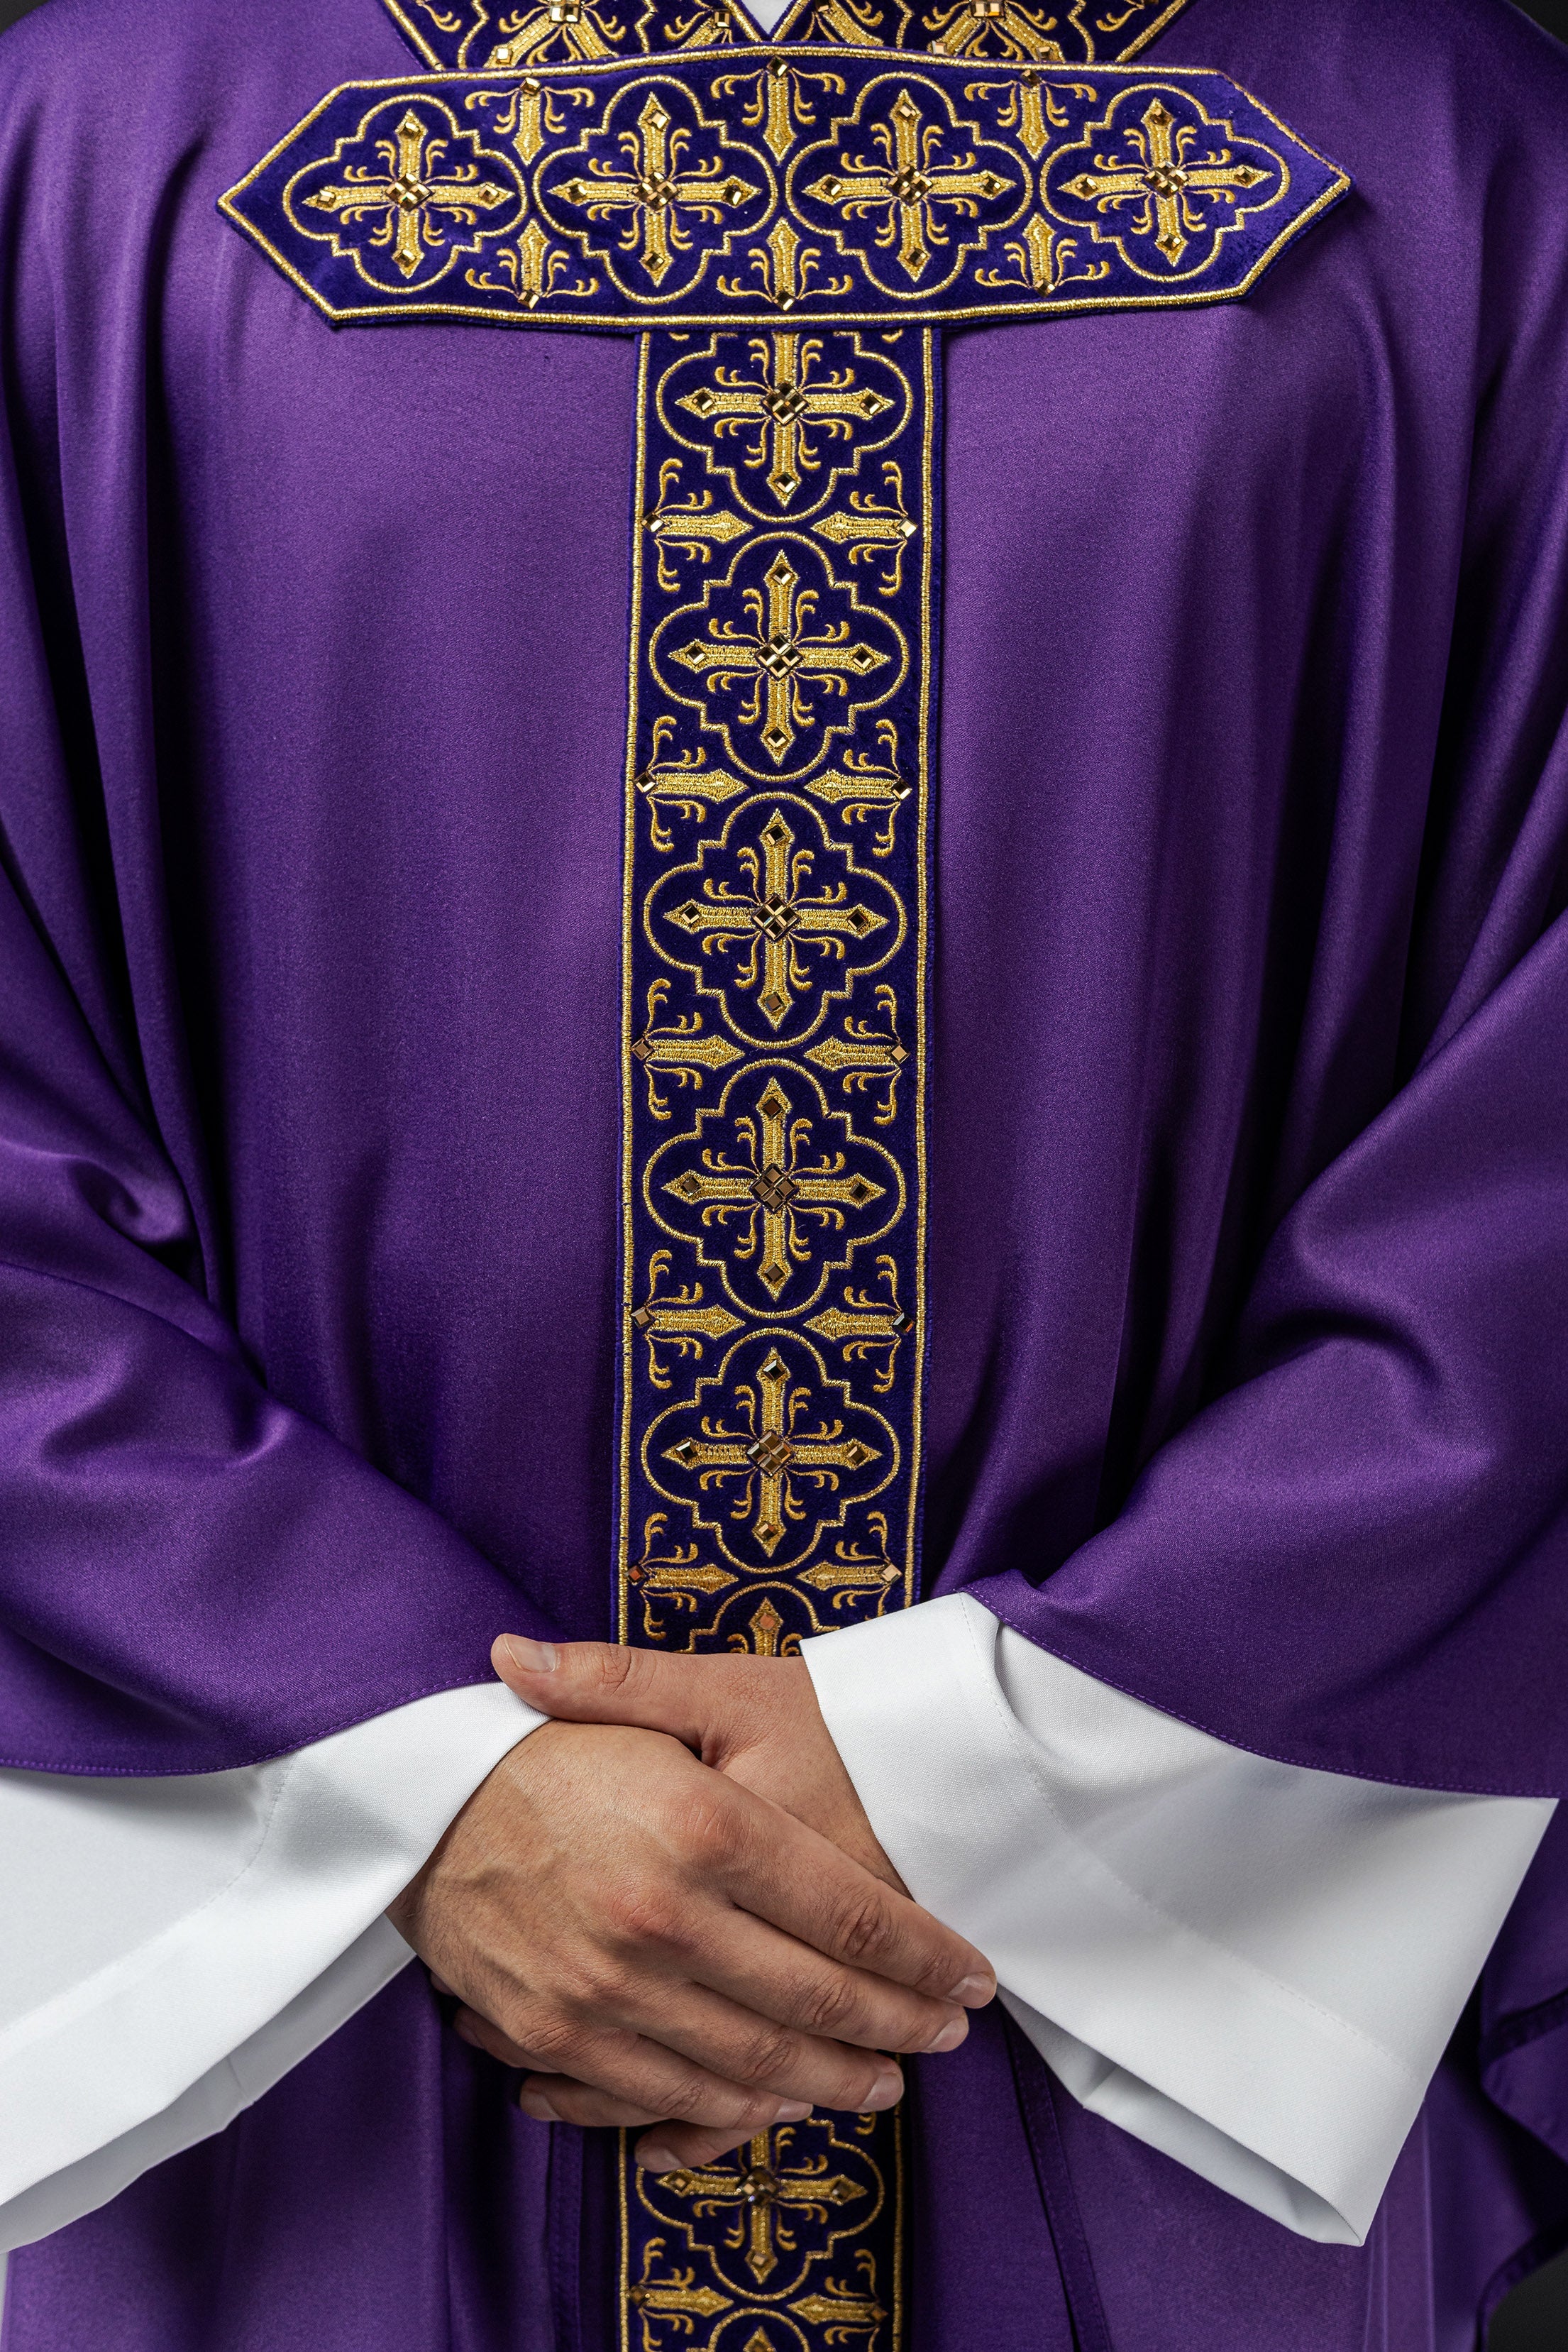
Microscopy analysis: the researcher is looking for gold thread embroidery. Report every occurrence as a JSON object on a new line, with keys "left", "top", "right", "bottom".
{"left": 285, "top": 96, "right": 524, "bottom": 289}
{"left": 617, "top": 325, "right": 936, "bottom": 2352}
{"left": 221, "top": 59, "right": 1352, "bottom": 331}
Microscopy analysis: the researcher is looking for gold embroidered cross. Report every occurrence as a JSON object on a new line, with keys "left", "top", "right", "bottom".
{"left": 666, "top": 808, "right": 887, "bottom": 1027}
{"left": 805, "top": 88, "right": 1013, "bottom": 283}
{"left": 553, "top": 95, "right": 758, "bottom": 285}
{"left": 302, "top": 109, "right": 513, "bottom": 280}
{"left": 661, "top": 1074, "right": 886, "bottom": 1302}
{"left": 668, "top": 551, "right": 888, "bottom": 764}
{"left": 658, "top": 2131, "right": 867, "bottom": 2285}
{"left": 664, "top": 1345, "right": 878, "bottom": 1555}
{"left": 1059, "top": 97, "right": 1269, "bottom": 265}
{"left": 675, "top": 334, "right": 895, "bottom": 506}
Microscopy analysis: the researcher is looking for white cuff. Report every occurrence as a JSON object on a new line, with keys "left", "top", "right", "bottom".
{"left": 803, "top": 1592, "right": 1552, "bottom": 2244}
{"left": 0, "top": 1681, "right": 545, "bottom": 2252}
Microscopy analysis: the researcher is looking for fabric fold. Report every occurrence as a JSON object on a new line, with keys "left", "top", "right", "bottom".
{"left": 0, "top": 1682, "right": 541, "bottom": 2249}
{"left": 805, "top": 1594, "right": 1552, "bottom": 2241}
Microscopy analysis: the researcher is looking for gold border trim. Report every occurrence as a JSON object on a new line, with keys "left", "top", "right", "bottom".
{"left": 375, "top": 0, "right": 1196, "bottom": 64}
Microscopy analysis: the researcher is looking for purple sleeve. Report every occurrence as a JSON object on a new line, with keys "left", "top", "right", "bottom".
{"left": 0, "top": 421, "right": 546, "bottom": 1778}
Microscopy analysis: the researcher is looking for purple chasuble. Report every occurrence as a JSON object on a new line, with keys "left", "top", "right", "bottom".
{"left": 2, "top": 0, "right": 1568, "bottom": 2345}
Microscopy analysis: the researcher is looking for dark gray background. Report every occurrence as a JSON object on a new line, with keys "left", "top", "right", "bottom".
{"left": 0, "top": 0, "right": 1564, "bottom": 2339}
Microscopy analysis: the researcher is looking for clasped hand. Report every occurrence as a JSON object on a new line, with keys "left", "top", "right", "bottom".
{"left": 387, "top": 1637, "right": 993, "bottom": 2175}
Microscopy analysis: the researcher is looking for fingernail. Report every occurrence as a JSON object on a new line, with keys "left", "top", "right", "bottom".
{"left": 924, "top": 2016, "right": 967, "bottom": 2053}
{"left": 948, "top": 1973, "right": 995, "bottom": 2005}
{"left": 502, "top": 1634, "right": 559, "bottom": 1674}
{"left": 863, "top": 2065, "right": 903, "bottom": 2111}
{"left": 637, "top": 2141, "right": 680, "bottom": 2173}
{"left": 452, "top": 2013, "right": 482, "bottom": 2047}
{"left": 517, "top": 2089, "right": 561, "bottom": 2122}
{"left": 774, "top": 2100, "right": 812, "bottom": 2122}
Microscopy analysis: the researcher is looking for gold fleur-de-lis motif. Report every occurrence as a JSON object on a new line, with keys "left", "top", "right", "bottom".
{"left": 718, "top": 217, "right": 856, "bottom": 312}
{"left": 922, "top": 0, "right": 1066, "bottom": 60}
{"left": 712, "top": 59, "right": 849, "bottom": 162}
{"left": 466, "top": 73, "right": 595, "bottom": 165}
{"left": 482, "top": 0, "right": 624, "bottom": 67}
{"left": 644, "top": 461, "right": 751, "bottom": 589}
{"left": 813, "top": 461, "right": 917, "bottom": 593}
{"left": 804, "top": 985, "right": 907, "bottom": 1119}
{"left": 465, "top": 216, "right": 597, "bottom": 307}
{"left": 804, "top": 86, "right": 1015, "bottom": 282}
{"left": 654, "top": 0, "right": 757, "bottom": 50}
{"left": 552, "top": 92, "right": 760, "bottom": 284}
{"left": 789, "top": 2282, "right": 889, "bottom": 2329}
{"left": 631, "top": 1251, "right": 744, "bottom": 1387}
{"left": 633, "top": 727, "right": 750, "bottom": 844}
{"left": 788, "top": 0, "right": 893, "bottom": 48}
{"left": 631, "top": 974, "right": 745, "bottom": 1116}
{"left": 806, "top": 1255, "right": 913, "bottom": 1391}
{"left": 628, "top": 2254, "right": 734, "bottom": 2321}
{"left": 301, "top": 107, "right": 513, "bottom": 280}
{"left": 964, "top": 65, "right": 1089, "bottom": 158}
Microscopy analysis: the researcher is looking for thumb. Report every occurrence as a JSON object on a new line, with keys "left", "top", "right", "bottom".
{"left": 491, "top": 1632, "right": 707, "bottom": 1747}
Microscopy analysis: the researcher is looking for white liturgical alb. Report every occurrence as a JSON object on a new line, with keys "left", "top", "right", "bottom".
{"left": 0, "top": 1592, "right": 1550, "bottom": 2278}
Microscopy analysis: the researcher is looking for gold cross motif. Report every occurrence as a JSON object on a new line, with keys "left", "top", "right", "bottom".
{"left": 659, "top": 2131, "right": 866, "bottom": 2286}
{"left": 661, "top": 1073, "right": 887, "bottom": 1302}
{"left": 676, "top": 334, "right": 895, "bottom": 506}
{"left": 668, "top": 551, "right": 889, "bottom": 764}
{"left": 805, "top": 88, "right": 1013, "bottom": 283}
{"left": 302, "top": 109, "right": 513, "bottom": 280}
{"left": 1060, "top": 97, "right": 1269, "bottom": 266}
{"left": 553, "top": 94, "right": 758, "bottom": 285}
{"left": 665, "top": 808, "right": 888, "bottom": 1028}
{"left": 664, "top": 1345, "right": 878, "bottom": 1555}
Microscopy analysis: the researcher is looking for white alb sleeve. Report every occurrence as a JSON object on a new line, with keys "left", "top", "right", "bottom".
{"left": 0, "top": 1681, "right": 545, "bottom": 2256}
{"left": 802, "top": 1591, "right": 1553, "bottom": 2246}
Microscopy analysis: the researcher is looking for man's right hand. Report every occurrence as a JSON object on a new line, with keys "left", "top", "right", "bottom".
{"left": 387, "top": 1716, "right": 993, "bottom": 2162}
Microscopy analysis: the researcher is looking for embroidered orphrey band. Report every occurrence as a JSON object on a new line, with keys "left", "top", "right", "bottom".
{"left": 613, "top": 319, "right": 936, "bottom": 2345}
{"left": 221, "top": 23, "right": 1348, "bottom": 2349}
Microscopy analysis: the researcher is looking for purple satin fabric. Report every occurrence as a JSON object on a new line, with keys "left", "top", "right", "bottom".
{"left": 3, "top": 0, "right": 1568, "bottom": 2342}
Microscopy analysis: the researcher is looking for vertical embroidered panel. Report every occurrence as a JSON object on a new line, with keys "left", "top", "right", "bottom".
{"left": 617, "top": 323, "right": 937, "bottom": 2352}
